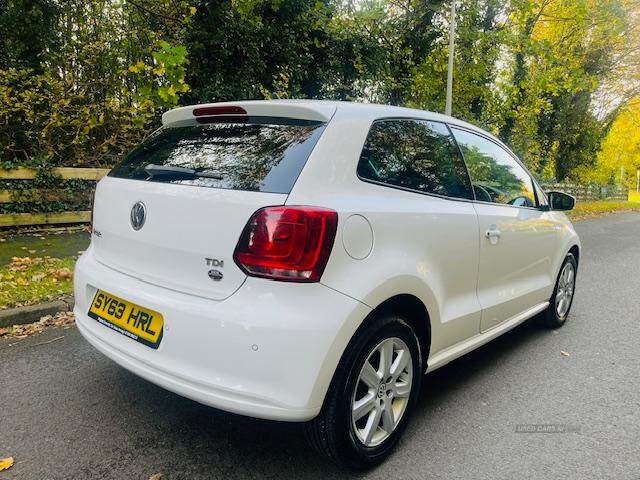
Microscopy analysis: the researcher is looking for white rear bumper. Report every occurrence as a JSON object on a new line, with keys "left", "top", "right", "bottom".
{"left": 74, "top": 247, "right": 370, "bottom": 421}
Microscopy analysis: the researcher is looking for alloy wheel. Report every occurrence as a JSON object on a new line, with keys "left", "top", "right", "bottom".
{"left": 555, "top": 262, "right": 575, "bottom": 318}
{"left": 351, "top": 337, "right": 413, "bottom": 447}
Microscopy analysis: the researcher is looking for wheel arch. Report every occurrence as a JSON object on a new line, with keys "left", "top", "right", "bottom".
{"left": 364, "top": 294, "right": 432, "bottom": 371}
{"left": 568, "top": 244, "right": 580, "bottom": 266}
{"left": 312, "top": 292, "right": 432, "bottom": 418}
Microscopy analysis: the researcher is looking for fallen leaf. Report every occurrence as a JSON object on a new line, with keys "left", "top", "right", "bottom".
{"left": 149, "top": 474, "right": 163, "bottom": 480}
{"left": 0, "top": 312, "right": 75, "bottom": 339}
{"left": 52, "top": 268, "right": 72, "bottom": 281}
{"left": 31, "top": 273, "right": 46, "bottom": 282}
{"left": 560, "top": 350, "right": 570, "bottom": 357}
{"left": 0, "top": 456, "right": 14, "bottom": 471}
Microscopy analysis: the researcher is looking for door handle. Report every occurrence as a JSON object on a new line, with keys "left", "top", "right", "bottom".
{"left": 485, "top": 226, "right": 501, "bottom": 245}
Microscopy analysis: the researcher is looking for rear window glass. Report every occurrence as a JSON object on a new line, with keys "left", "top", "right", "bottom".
{"left": 109, "top": 116, "right": 326, "bottom": 194}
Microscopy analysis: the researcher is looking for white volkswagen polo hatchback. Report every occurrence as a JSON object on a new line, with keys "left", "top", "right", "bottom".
{"left": 74, "top": 100, "right": 580, "bottom": 469}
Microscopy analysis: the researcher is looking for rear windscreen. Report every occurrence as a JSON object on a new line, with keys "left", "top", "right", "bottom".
{"left": 109, "top": 116, "right": 326, "bottom": 194}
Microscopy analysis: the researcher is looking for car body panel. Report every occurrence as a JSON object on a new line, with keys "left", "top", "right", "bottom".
{"left": 473, "top": 203, "right": 561, "bottom": 332}
{"left": 75, "top": 99, "right": 581, "bottom": 421}
{"left": 91, "top": 176, "right": 287, "bottom": 301}
{"left": 75, "top": 246, "right": 371, "bottom": 421}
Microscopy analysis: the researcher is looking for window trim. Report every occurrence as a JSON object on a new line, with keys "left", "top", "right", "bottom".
{"left": 355, "top": 117, "right": 476, "bottom": 203}
{"left": 448, "top": 124, "right": 544, "bottom": 211}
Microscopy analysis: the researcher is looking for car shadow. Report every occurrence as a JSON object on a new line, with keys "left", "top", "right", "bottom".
{"left": 416, "top": 315, "right": 548, "bottom": 410}
{"left": 103, "top": 317, "right": 550, "bottom": 479}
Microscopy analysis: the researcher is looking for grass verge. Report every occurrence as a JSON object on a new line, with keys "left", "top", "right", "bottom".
{"left": 567, "top": 200, "right": 640, "bottom": 221}
{"left": 0, "top": 257, "right": 75, "bottom": 309}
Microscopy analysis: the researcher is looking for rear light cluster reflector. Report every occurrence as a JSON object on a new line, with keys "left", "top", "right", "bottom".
{"left": 233, "top": 206, "right": 338, "bottom": 282}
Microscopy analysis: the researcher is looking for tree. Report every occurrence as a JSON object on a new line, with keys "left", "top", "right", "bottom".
{"left": 581, "top": 98, "right": 640, "bottom": 186}
{"left": 499, "top": 0, "right": 627, "bottom": 180}
{"left": 0, "top": 0, "right": 60, "bottom": 73}
{"left": 410, "top": 0, "right": 506, "bottom": 126}
{"left": 185, "top": 0, "right": 337, "bottom": 102}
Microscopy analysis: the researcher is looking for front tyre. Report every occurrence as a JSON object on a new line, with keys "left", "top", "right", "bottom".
{"left": 305, "top": 315, "right": 422, "bottom": 470}
{"left": 540, "top": 252, "right": 577, "bottom": 328}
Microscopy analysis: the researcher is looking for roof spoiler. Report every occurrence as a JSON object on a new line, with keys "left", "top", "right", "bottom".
{"left": 162, "top": 100, "right": 336, "bottom": 126}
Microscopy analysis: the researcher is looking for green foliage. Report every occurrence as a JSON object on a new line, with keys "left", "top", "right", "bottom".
{"left": 129, "top": 41, "right": 191, "bottom": 107}
{"left": 0, "top": 0, "right": 638, "bottom": 217}
{"left": 185, "top": 0, "right": 341, "bottom": 101}
{"left": 410, "top": 0, "right": 505, "bottom": 123}
{"left": 0, "top": 67, "right": 154, "bottom": 168}
{"left": 498, "top": 0, "right": 627, "bottom": 180}
{"left": 0, "top": 0, "right": 61, "bottom": 73}
{"left": 0, "top": 0, "right": 196, "bottom": 170}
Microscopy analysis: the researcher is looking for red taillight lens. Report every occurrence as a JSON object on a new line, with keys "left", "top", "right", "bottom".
{"left": 233, "top": 206, "right": 338, "bottom": 282}
{"left": 192, "top": 105, "right": 247, "bottom": 116}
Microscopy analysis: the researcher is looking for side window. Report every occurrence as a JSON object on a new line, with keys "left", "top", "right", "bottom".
{"left": 451, "top": 128, "right": 537, "bottom": 207}
{"left": 357, "top": 119, "right": 473, "bottom": 200}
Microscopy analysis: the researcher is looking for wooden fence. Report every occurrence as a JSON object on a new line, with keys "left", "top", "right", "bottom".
{"left": 541, "top": 183, "right": 628, "bottom": 202}
{"left": 0, "top": 167, "right": 109, "bottom": 228}
{"left": 0, "top": 168, "right": 633, "bottom": 228}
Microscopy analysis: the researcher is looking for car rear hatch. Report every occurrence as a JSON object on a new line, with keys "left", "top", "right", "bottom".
{"left": 90, "top": 101, "right": 335, "bottom": 301}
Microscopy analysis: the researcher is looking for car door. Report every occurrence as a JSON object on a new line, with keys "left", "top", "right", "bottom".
{"left": 451, "top": 127, "right": 559, "bottom": 332}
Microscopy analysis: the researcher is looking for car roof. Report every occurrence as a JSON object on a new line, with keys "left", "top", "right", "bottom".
{"left": 162, "top": 99, "right": 510, "bottom": 154}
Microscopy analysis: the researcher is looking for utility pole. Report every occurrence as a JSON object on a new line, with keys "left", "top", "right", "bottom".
{"left": 445, "top": 1, "right": 456, "bottom": 116}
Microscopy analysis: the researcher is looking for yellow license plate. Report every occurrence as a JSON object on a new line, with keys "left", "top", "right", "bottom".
{"left": 88, "top": 290, "right": 164, "bottom": 349}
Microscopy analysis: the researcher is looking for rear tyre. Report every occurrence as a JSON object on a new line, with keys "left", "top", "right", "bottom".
{"left": 540, "top": 253, "right": 577, "bottom": 329}
{"left": 305, "top": 314, "right": 422, "bottom": 470}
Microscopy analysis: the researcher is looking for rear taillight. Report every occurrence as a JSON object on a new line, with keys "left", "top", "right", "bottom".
{"left": 233, "top": 206, "right": 338, "bottom": 282}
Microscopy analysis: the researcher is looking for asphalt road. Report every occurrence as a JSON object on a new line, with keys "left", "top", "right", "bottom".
{"left": 2, "top": 213, "right": 640, "bottom": 480}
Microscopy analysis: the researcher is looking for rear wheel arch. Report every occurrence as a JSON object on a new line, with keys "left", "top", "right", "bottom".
{"left": 367, "top": 294, "right": 431, "bottom": 371}
{"left": 333, "top": 294, "right": 431, "bottom": 387}
{"left": 568, "top": 244, "right": 580, "bottom": 266}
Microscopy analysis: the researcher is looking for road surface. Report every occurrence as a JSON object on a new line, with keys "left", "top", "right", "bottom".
{"left": 2, "top": 213, "right": 639, "bottom": 479}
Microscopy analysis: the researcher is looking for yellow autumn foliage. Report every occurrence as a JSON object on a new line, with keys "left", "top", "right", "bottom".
{"left": 579, "top": 100, "right": 640, "bottom": 187}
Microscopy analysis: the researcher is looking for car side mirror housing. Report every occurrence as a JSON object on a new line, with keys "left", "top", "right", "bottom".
{"left": 548, "top": 191, "right": 575, "bottom": 211}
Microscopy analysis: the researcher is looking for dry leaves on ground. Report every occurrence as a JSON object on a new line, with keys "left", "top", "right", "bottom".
{"left": 0, "top": 256, "right": 75, "bottom": 309}
{"left": 149, "top": 474, "right": 163, "bottom": 480}
{"left": 0, "top": 456, "right": 14, "bottom": 472}
{"left": 7, "top": 256, "right": 73, "bottom": 283}
{"left": 560, "top": 350, "right": 571, "bottom": 357}
{"left": 0, "top": 311, "right": 75, "bottom": 339}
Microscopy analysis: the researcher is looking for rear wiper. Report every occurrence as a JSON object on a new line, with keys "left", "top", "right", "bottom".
{"left": 144, "top": 164, "right": 223, "bottom": 180}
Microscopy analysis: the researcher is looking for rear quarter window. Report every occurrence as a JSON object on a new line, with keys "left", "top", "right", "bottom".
{"left": 357, "top": 119, "right": 473, "bottom": 200}
{"left": 109, "top": 116, "right": 326, "bottom": 194}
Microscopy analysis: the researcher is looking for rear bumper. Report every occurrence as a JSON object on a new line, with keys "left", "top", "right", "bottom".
{"left": 74, "top": 246, "right": 370, "bottom": 421}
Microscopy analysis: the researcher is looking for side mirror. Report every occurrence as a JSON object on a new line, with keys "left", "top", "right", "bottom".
{"left": 548, "top": 191, "right": 575, "bottom": 211}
